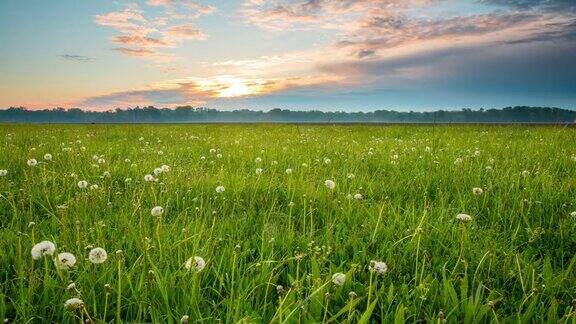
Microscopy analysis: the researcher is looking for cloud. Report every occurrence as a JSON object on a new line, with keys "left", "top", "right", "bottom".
{"left": 60, "top": 54, "right": 93, "bottom": 62}
{"left": 94, "top": 2, "right": 213, "bottom": 62}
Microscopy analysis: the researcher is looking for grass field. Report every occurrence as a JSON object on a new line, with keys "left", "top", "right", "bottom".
{"left": 1, "top": 124, "right": 576, "bottom": 323}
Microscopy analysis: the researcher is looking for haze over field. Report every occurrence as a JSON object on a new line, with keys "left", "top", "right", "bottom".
{"left": 1, "top": 0, "right": 575, "bottom": 111}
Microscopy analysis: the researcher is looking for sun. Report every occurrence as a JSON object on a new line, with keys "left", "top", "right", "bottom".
{"left": 218, "top": 78, "right": 253, "bottom": 98}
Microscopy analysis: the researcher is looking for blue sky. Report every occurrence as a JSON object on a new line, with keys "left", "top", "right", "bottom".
{"left": 0, "top": 0, "right": 575, "bottom": 111}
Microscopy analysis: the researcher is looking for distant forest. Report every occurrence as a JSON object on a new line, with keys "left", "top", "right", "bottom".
{"left": 0, "top": 106, "right": 575, "bottom": 123}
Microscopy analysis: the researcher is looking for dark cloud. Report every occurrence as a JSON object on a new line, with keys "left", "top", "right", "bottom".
{"left": 60, "top": 54, "right": 93, "bottom": 62}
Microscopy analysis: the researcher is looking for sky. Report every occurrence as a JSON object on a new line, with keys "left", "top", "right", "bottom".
{"left": 0, "top": 0, "right": 575, "bottom": 112}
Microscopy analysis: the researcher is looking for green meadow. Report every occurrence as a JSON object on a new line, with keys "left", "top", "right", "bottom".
{"left": 1, "top": 124, "right": 575, "bottom": 323}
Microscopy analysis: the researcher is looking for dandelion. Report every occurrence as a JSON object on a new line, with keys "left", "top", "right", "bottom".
{"left": 144, "top": 174, "right": 155, "bottom": 182}
{"left": 88, "top": 247, "right": 108, "bottom": 264}
{"left": 27, "top": 158, "right": 38, "bottom": 167}
{"left": 472, "top": 187, "right": 483, "bottom": 195}
{"left": 570, "top": 211, "right": 576, "bottom": 218}
{"left": 332, "top": 272, "right": 346, "bottom": 286}
{"left": 181, "top": 315, "right": 190, "bottom": 324}
{"left": 90, "top": 184, "right": 99, "bottom": 190}
{"left": 55, "top": 252, "right": 77, "bottom": 270}
{"left": 324, "top": 157, "right": 331, "bottom": 164}
{"left": 154, "top": 167, "right": 163, "bottom": 176}
{"left": 102, "top": 171, "right": 111, "bottom": 178}
{"left": 64, "top": 298, "right": 84, "bottom": 311}
{"left": 185, "top": 256, "right": 206, "bottom": 272}
{"left": 255, "top": 157, "right": 262, "bottom": 163}
{"left": 369, "top": 261, "right": 388, "bottom": 275}
{"left": 521, "top": 170, "right": 530, "bottom": 177}
{"left": 347, "top": 173, "right": 355, "bottom": 179}
{"left": 353, "top": 193, "right": 363, "bottom": 200}
{"left": 0, "top": 169, "right": 7, "bottom": 176}
{"left": 255, "top": 168, "right": 263, "bottom": 175}
{"left": 215, "top": 185, "right": 225, "bottom": 193}
{"left": 77, "top": 180, "right": 88, "bottom": 189}
{"left": 454, "top": 158, "right": 463, "bottom": 166}
{"left": 161, "top": 164, "right": 171, "bottom": 172}
{"left": 151, "top": 206, "right": 164, "bottom": 217}
{"left": 43, "top": 153, "right": 52, "bottom": 161}
{"left": 124, "top": 158, "right": 131, "bottom": 163}
{"left": 456, "top": 213, "right": 472, "bottom": 222}
{"left": 324, "top": 179, "right": 336, "bottom": 190}
{"left": 97, "top": 158, "right": 105, "bottom": 164}
{"left": 285, "top": 168, "right": 293, "bottom": 174}
{"left": 31, "top": 241, "right": 56, "bottom": 260}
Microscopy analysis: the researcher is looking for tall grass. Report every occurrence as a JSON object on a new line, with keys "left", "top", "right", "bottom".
{"left": 0, "top": 124, "right": 575, "bottom": 323}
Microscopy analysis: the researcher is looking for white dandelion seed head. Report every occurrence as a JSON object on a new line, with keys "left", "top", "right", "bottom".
{"left": 332, "top": 272, "right": 346, "bottom": 286}
{"left": 124, "top": 158, "right": 131, "bottom": 163}
{"left": 454, "top": 158, "right": 463, "bottom": 165}
{"left": 64, "top": 298, "right": 84, "bottom": 311}
{"left": 285, "top": 168, "right": 293, "bottom": 174}
{"left": 323, "top": 158, "right": 331, "bottom": 164}
{"left": 90, "top": 184, "right": 99, "bottom": 190}
{"left": 215, "top": 185, "right": 225, "bottom": 193}
{"left": 144, "top": 174, "right": 155, "bottom": 182}
{"left": 369, "top": 260, "right": 388, "bottom": 275}
{"left": 472, "top": 187, "right": 483, "bottom": 195}
{"left": 31, "top": 241, "right": 56, "bottom": 260}
{"left": 569, "top": 211, "right": 576, "bottom": 218}
{"left": 185, "top": 256, "right": 206, "bottom": 272}
{"left": 43, "top": 153, "right": 52, "bottom": 161}
{"left": 353, "top": 193, "right": 363, "bottom": 200}
{"left": 153, "top": 167, "right": 163, "bottom": 176}
{"left": 27, "top": 159, "right": 38, "bottom": 167}
{"left": 0, "top": 169, "right": 7, "bottom": 176}
{"left": 102, "top": 171, "right": 111, "bottom": 178}
{"left": 88, "top": 247, "right": 108, "bottom": 264}
{"left": 324, "top": 179, "right": 336, "bottom": 190}
{"left": 77, "top": 180, "right": 88, "bottom": 189}
{"left": 161, "top": 164, "right": 171, "bottom": 172}
{"left": 255, "top": 168, "right": 263, "bottom": 175}
{"left": 151, "top": 206, "right": 164, "bottom": 217}
{"left": 521, "top": 170, "right": 530, "bottom": 177}
{"left": 216, "top": 153, "right": 222, "bottom": 158}
{"left": 255, "top": 157, "right": 262, "bottom": 163}
{"left": 181, "top": 315, "right": 190, "bottom": 324}
{"left": 97, "top": 158, "right": 105, "bottom": 164}
{"left": 56, "top": 252, "right": 77, "bottom": 270}
{"left": 456, "top": 213, "right": 472, "bottom": 222}
{"left": 347, "top": 173, "right": 355, "bottom": 179}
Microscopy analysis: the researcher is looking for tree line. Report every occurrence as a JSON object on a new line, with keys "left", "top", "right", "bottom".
{"left": 0, "top": 106, "right": 574, "bottom": 123}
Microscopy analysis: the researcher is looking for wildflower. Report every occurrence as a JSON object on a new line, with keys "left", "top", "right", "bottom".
{"left": 181, "top": 315, "right": 190, "bottom": 324}
{"left": 472, "top": 187, "right": 483, "bottom": 195}
{"left": 369, "top": 261, "right": 388, "bottom": 275}
{"left": 285, "top": 168, "right": 293, "bottom": 174}
{"left": 27, "top": 158, "right": 38, "bottom": 167}
{"left": 0, "top": 169, "right": 7, "bottom": 176}
{"left": 324, "top": 158, "right": 331, "bottom": 164}
{"left": 151, "top": 206, "right": 164, "bottom": 217}
{"left": 255, "top": 168, "right": 263, "bottom": 175}
{"left": 154, "top": 167, "right": 163, "bottom": 176}
{"left": 124, "top": 158, "right": 131, "bottom": 163}
{"left": 347, "top": 173, "right": 355, "bottom": 179}
{"left": 64, "top": 298, "right": 84, "bottom": 311}
{"left": 215, "top": 185, "right": 225, "bottom": 193}
{"left": 77, "top": 180, "right": 88, "bottom": 189}
{"left": 161, "top": 164, "right": 171, "bottom": 172}
{"left": 456, "top": 213, "right": 472, "bottom": 222}
{"left": 43, "top": 153, "right": 52, "bottom": 161}
{"left": 185, "top": 256, "right": 206, "bottom": 272}
{"left": 90, "top": 184, "right": 99, "bottom": 190}
{"left": 88, "top": 247, "right": 108, "bottom": 264}
{"left": 102, "top": 171, "right": 111, "bottom": 178}
{"left": 255, "top": 157, "right": 262, "bottom": 163}
{"left": 66, "top": 282, "right": 77, "bottom": 293}
{"left": 55, "top": 252, "right": 77, "bottom": 270}
{"left": 521, "top": 170, "right": 530, "bottom": 177}
{"left": 349, "top": 291, "right": 357, "bottom": 299}
{"left": 31, "top": 241, "right": 56, "bottom": 260}
{"left": 324, "top": 180, "right": 336, "bottom": 190}
{"left": 332, "top": 272, "right": 346, "bottom": 286}
{"left": 454, "top": 158, "right": 463, "bottom": 166}
{"left": 98, "top": 158, "right": 105, "bottom": 164}
{"left": 144, "top": 174, "right": 155, "bottom": 182}
{"left": 570, "top": 211, "right": 576, "bottom": 218}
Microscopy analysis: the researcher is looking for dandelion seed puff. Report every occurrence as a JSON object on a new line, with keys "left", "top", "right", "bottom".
{"left": 90, "top": 184, "right": 99, "bottom": 190}
{"left": 102, "top": 171, "right": 111, "bottom": 178}
{"left": 27, "top": 159, "right": 38, "bottom": 167}
{"left": 64, "top": 298, "right": 84, "bottom": 311}
{"left": 181, "top": 315, "right": 190, "bottom": 324}
{"left": 323, "top": 158, "right": 331, "bottom": 165}
{"left": 216, "top": 153, "right": 222, "bottom": 159}
{"left": 347, "top": 173, "right": 355, "bottom": 179}
{"left": 353, "top": 193, "right": 363, "bottom": 200}
{"left": 153, "top": 167, "right": 163, "bottom": 176}
{"left": 521, "top": 170, "right": 530, "bottom": 177}
{"left": 332, "top": 272, "right": 346, "bottom": 286}
{"left": 472, "top": 187, "right": 483, "bottom": 195}
{"left": 31, "top": 241, "right": 56, "bottom": 260}
{"left": 346, "top": 193, "right": 353, "bottom": 200}
{"left": 324, "top": 180, "right": 336, "bottom": 190}
{"left": 55, "top": 252, "right": 77, "bottom": 270}
{"left": 255, "top": 157, "right": 262, "bottom": 163}
{"left": 144, "top": 174, "right": 155, "bottom": 182}
{"left": 570, "top": 211, "right": 576, "bottom": 218}
{"left": 88, "top": 247, "right": 108, "bottom": 264}
{"left": 185, "top": 256, "right": 206, "bottom": 272}
{"left": 456, "top": 213, "right": 472, "bottom": 222}
{"left": 0, "top": 169, "right": 7, "bottom": 176}
{"left": 255, "top": 168, "right": 263, "bottom": 175}
{"left": 215, "top": 185, "right": 225, "bottom": 193}
{"left": 77, "top": 180, "right": 88, "bottom": 189}
{"left": 285, "top": 168, "right": 292, "bottom": 174}
{"left": 369, "top": 260, "right": 388, "bottom": 275}
{"left": 161, "top": 164, "right": 171, "bottom": 172}
{"left": 454, "top": 158, "right": 463, "bottom": 166}
{"left": 124, "top": 158, "right": 131, "bottom": 163}
{"left": 97, "top": 158, "right": 105, "bottom": 164}
{"left": 43, "top": 153, "right": 52, "bottom": 161}
{"left": 151, "top": 206, "right": 164, "bottom": 217}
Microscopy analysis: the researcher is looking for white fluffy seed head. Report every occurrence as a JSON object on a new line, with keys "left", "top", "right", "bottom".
{"left": 324, "top": 180, "right": 336, "bottom": 190}
{"left": 456, "top": 213, "right": 472, "bottom": 222}
{"left": 27, "top": 158, "right": 38, "bottom": 167}
{"left": 88, "top": 247, "right": 108, "bottom": 264}
{"left": 56, "top": 252, "right": 77, "bottom": 270}
{"left": 144, "top": 174, "right": 155, "bottom": 182}
{"left": 151, "top": 206, "right": 164, "bottom": 217}
{"left": 77, "top": 180, "right": 88, "bottom": 189}
{"left": 31, "top": 241, "right": 56, "bottom": 260}
{"left": 215, "top": 185, "right": 225, "bottom": 193}
{"left": 185, "top": 256, "right": 206, "bottom": 272}
{"left": 472, "top": 187, "right": 483, "bottom": 195}
{"left": 369, "top": 260, "right": 388, "bottom": 275}
{"left": 64, "top": 298, "right": 84, "bottom": 311}
{"left": 255, "top": 168, "right": 263, "bottom": 175}
{"left": 285, "top": 168, "right": 292, "bottom": 174}
{"left": 0, "top": 169, "right": 7, "bottom": 176}
{"left": 332, "top": 272, "right": 346, "bottom": 286}
{"left": 353, "top": 193, "right": 363, "bottom": 200}
{"left": 43, "top": 153, "right": 52, "bottom": 161}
